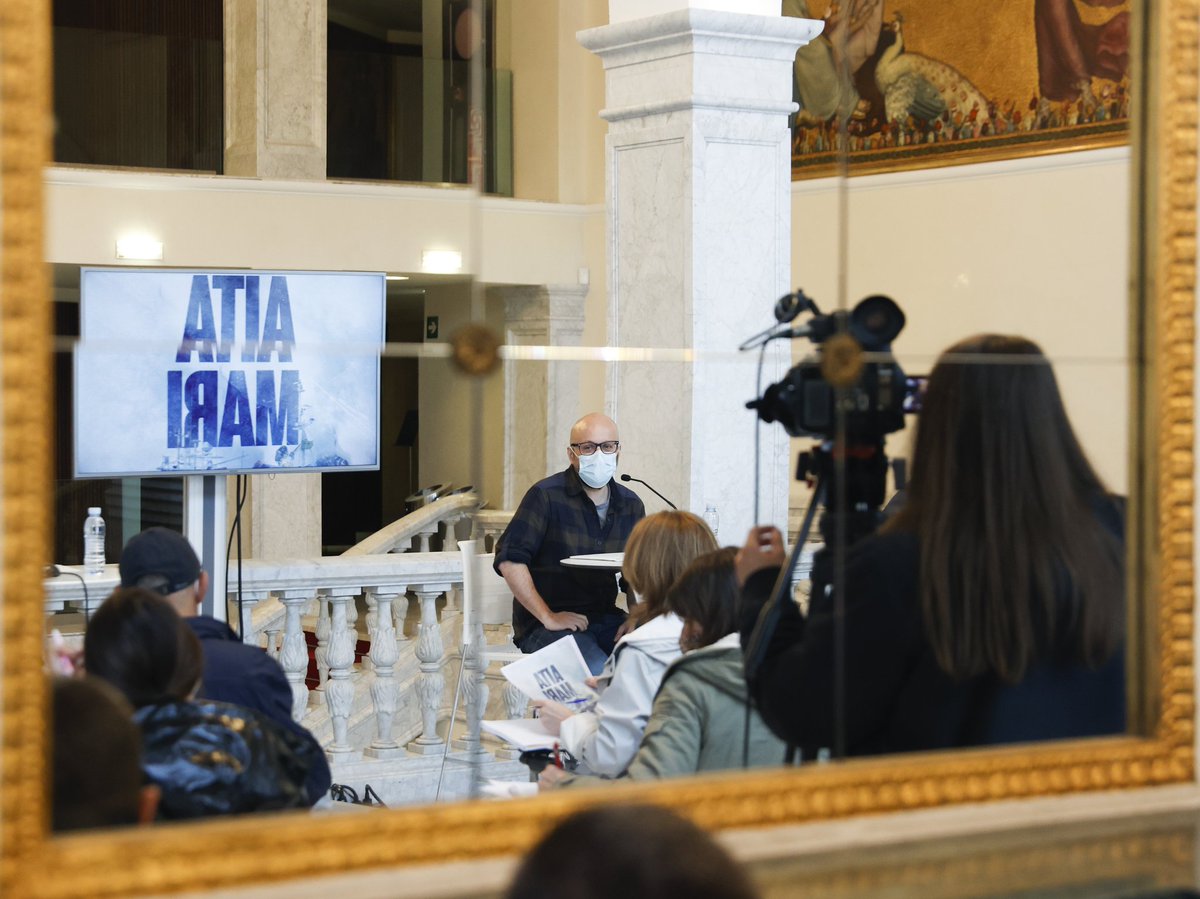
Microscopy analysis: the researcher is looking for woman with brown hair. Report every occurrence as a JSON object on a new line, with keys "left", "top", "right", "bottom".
{"left": 738, "top": 334, "right": 1125, "bottom": 757}
{"left": 534, "top": 510, "right": 718, "bottom": 776}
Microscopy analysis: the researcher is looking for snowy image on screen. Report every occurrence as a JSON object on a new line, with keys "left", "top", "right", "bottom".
{"left": 75, "top": 268, "right": 385, "bottom": 477}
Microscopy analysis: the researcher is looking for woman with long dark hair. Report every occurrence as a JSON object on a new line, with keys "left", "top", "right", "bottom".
{"left": 738, "top": 334, "right": 1125, "bottom": 757}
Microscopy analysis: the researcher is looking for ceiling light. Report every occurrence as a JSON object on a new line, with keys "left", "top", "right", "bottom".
{"left": 115, "top": 235, "right": 164, "bottom": 261}
{"left": 421, "top": 249, "right": 463, "bottom": 274}
{"left": 385, "top": 274, "right": 410, "bottom": 281}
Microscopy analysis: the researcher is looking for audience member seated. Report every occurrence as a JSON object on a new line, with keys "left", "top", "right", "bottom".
{"left": 84, "top": 588, "right": 326, "bottom": 820}
{"left": 505, "top": 804, "right": 759, "bottom": 899}
{"left": 52, "top": 676, "right": 159, "bottom": 831}
{"left": 533, "top": 510, "right": 717, "bottom": 776}
{"left": 739, "top": 334, "right": 1126, "bottom": 758}
{"left": 541, "top": 548, "right": 785, "bottom": 789}
{"left": 118, "top": 526, "right": 330, "bottom": 803}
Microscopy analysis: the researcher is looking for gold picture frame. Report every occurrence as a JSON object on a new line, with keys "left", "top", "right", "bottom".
{"left": 1, "top": 0, "right": 1194, "bottom": 895}
{"left": 788, "top": 0, "right": 1133, "bottom": 179}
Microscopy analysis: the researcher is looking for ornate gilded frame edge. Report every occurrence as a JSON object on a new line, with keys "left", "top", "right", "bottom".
{"left": 1, "top": 0, "right": 1195, "bottom": 895}
{"left": 790, "top": 127, "right": 1130, "bottom": 180}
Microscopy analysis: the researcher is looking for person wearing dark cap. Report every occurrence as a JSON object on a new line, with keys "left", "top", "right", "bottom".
{"left": 118, "top": 527, "right": 331, "bottom": 804}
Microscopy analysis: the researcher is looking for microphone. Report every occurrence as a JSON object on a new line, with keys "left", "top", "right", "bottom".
{"left": 45, "top": 564, "right": 91, "bottom": 622}
{"left": 738, "top": 289, "right": 819, "bottom": 351}
{"left": 620, "top": 474, "right": 678, "bottom": 510}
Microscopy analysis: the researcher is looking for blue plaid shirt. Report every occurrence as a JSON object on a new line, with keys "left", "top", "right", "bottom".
{"left": 494, "top": 466, "right": 645, "bottom": 639}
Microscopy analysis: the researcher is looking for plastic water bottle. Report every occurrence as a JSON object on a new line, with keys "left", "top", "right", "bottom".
{"left": 83, "top": 507, "right": 106, "bottom": 576}
{"left": 702, "top": 504, "right": 719, "bottom": 539}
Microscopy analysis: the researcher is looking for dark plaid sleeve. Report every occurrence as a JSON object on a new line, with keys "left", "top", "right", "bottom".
{"left": 493, "top": 483, "right": 550, "bottom": 570}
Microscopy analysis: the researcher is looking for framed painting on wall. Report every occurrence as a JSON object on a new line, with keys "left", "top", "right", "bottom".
{"left": 786, "top": 0, "right": 1132, "bottom": 178}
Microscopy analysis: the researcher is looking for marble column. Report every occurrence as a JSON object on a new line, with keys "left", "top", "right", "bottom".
{"left": 579, "top": 10, "right": 820, "bottom": 539}
{"left": 225, "top": 0, "right": 327, "bottom": 551}
{"left": 224, "top": 0, "right": 327, "bottom": 180}
{"left": 244, "top": 474, "right": 323, "bottom": 558}
{"left": 490, "top": 284, "right": 588, "bottom": 508}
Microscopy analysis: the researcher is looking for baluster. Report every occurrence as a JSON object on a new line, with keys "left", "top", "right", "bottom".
{"left": 364, "top": 586, "right": 408, "bottom": 759}
{"left": 323, "top": 588, "right": 359, "bottom": 755}
{"left": 362, "top": 593, "right": 377, "bottom": 672}
{"left": 443, "top": 514, "right": 462, "bottom": 553}
{"left": 407, "top": 583, "right": 451, "bottom": 754}
{"left": 264, "top": 626, "right": 281, "bottom": 661}
{"left": 504, "top": 681, "right": 529, "bottom": 720}
{"left": 314, "top": 595, "right": 331, "bottom": 690}
{"left": 452, "top": 614, "right": 490, "bottom": 758}
{"left": 277, "top": 589, "right": 314, "bottom": 722}
{"left": 347, "top": 592, "right": 361, "bottom": 665}
{"left": 416, "top": 528, "right": 436, "bottom": 552}
{"left": 228, "top": 590, "right": 271, "bottom": 646}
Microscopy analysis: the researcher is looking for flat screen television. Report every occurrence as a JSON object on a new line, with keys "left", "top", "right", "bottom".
{"left": 75, "top": 268, "right": 385, "bottom": 478}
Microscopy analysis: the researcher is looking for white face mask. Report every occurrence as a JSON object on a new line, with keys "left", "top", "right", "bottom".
{"left": 576, "top": 450, "right": 617, "bottom": 489}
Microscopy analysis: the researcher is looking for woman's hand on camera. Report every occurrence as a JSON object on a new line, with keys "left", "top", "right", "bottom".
{"left": 736, "top": 526, "right": 786, "bottom": 586}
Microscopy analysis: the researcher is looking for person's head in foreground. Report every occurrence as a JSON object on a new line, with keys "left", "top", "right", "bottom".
{"left": 506, "top": 804, "right": 758, "bottom": 899}
{"left": 52, "top": 676, "right": 159, "bottom": 831}
{"left": 623, "top": 510, "right": 719, "bottom": 627}
{"left": 886, "top": 333, "right": 1123, "bottom": 681}
{"left": 665, "top": 546, "right": 739, "bottom": 652}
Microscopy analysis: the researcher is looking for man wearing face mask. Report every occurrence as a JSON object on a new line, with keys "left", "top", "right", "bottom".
{"left": 494, "top": 413, "right": 645, "bottom": 674}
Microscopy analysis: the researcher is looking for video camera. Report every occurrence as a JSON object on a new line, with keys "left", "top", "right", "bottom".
{"left": 747, "top": 292, "right": 910, "bottom": 443}
{"left": 743, "top": 291, "right": 915, "bottom": 550}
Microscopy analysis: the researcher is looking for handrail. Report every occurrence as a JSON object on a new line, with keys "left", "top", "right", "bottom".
{"left": 343, "top": 493, "right": 481, "bottom": 556}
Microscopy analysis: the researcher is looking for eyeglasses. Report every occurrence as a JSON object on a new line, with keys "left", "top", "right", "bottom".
{"left": 570, "top": 440, "right": 620, "bottom": 456}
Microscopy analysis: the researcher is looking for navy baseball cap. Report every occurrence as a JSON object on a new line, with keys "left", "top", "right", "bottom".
{"left": 118, "top": 527, "right": 202, "bottom": 595}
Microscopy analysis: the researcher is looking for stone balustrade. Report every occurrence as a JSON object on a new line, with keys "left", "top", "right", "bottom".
{"left": 343, "top": 493, "right": 481, "bottom": 556}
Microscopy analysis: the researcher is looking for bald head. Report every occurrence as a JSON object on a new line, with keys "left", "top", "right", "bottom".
{"left": 570, "top": 413, "right": 619, "bottom": 445}
{"left": 567, "top": 413, "right": 620, "bottom": 473}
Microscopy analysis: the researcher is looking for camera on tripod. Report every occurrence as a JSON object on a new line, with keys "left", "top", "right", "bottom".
{"left": 747, "top": 293, "right": 911, "bottom": 443}
{"left": 741, "top": 291, "right": 919, "bottom": 695}
{"left": 743, "top": 291, "right": 919, "bottom": 550}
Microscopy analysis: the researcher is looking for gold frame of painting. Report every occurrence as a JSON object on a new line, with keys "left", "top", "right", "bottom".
{"left": 0, "top": 0, "right": 1194, "bottom": 896}
{"left": 789, "top": 1, "right": 1134, "bottom": 179}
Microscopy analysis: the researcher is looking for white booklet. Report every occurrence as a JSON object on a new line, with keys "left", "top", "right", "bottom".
{"left": 479, "top": 717, "right": 559, "bottom": 751}
{"left": 479, "top": 779, "right": 539, "bottom": 800}
{"left": 500, "top": 636, "right": 597, "bottom": 706}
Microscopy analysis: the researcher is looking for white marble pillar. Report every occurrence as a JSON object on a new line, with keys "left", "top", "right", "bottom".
{"left": 490, "top": 284, "right": 588, "bottom": 508}
{"left": 224, "top": 0, "right": 327, "bottom": 180}
{"left": 579, "top": 10, "right": 820, "bottom": 539}
{"left": 224, "top": 0, "right": 327, "bottom": 555}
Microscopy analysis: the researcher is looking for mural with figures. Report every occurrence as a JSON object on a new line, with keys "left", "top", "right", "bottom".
{"left": 785, "top": 0, "right": 1131, "bottom": 176}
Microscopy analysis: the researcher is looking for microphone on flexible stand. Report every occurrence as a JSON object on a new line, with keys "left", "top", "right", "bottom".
{"left": 46, "top": 564, "right": 91, "bottom": 623}
{"left": 619, "top": 474, "right": 678, "bottom": 510}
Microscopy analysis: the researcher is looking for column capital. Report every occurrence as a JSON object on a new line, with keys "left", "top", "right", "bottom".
{"left": 490, "top": 284, "right": 589, "bottom": 340}
{"left": 579, "top": 11, "right": 820, "bottom": 124}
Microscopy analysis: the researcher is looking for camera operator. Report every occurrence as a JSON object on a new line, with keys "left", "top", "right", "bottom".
{"left": 738, "top": 334, "right": 1126, "bottom": 759}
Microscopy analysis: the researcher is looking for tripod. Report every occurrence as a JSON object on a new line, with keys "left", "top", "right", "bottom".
{"left": 742, "top": 438, "right": 892, "bottom": 760}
